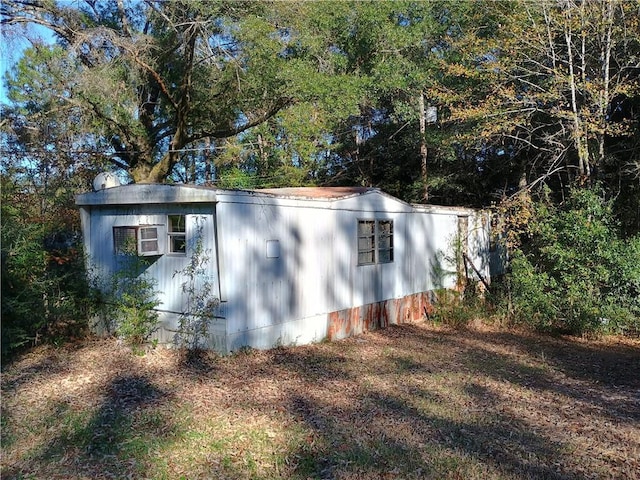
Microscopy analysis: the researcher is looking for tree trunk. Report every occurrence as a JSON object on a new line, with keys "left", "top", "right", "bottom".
{"left": 419, "top": 92, "right": 428, "bottom": 202}
{"left": 564, "top": 6, "right": 591, "bottom": 178}
{"left": 204, "top": 137, "right": 213, "bottom": 184}
{"left": 598, "top": 0, "right": 614, "bottom": 169}
{"left": 257, "top": 133, "right": 268, "bottom": 174}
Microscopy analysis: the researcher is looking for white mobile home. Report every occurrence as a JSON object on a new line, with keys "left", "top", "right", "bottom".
{"left": 77, "top": 184, "right": 495, "bottom": 353}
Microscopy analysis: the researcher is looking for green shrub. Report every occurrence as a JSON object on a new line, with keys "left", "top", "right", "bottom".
{"left": 1, "top": 180, "right": 93, "bottom": 359}
{"left": 503, "top": 251, "right": 557, "bottom": 331}
{"left": 429, "top": 287, "right": 486, "bottom": 328}
{"left": 97, "top": 253, "right": 161, "bottom": 348}
{"left": 173, "top": 218, "right": 219, "bottom": 350}
{"left": 504, "top": 186, "right": 640, "bottom": 335}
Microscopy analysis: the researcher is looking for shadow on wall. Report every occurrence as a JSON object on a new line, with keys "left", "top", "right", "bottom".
{"left": 228, "top": 192, "right": 435, "bottom": 349}
{"left": 430, "top": 236, "right": 457, "bottom": 292}
{"left": 430, "top": 212, "right": 497, "bottom": 293}
{"left": 223, "top": 200, "right": 304, "bottom": 350}
{"left": 329, "top": 196, "right": 439, "bottom": 315}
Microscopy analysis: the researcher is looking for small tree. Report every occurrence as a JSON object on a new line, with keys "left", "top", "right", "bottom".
{"left": 96, "top": 245, "right": 162, "bottom": 348}
{"left": 173, "top": 218, "right": 219, "bottom": 350}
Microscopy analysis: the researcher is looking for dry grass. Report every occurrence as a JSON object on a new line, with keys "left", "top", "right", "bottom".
{"left": 2, "top": 323, "right": 639, "bottom": 479}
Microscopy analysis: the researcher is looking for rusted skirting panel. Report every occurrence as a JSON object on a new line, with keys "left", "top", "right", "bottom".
{"left": 327, "top": 291, "right": 435, "bottom": 341}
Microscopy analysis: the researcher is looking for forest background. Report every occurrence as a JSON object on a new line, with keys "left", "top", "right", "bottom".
{"left": 1, "top": 0, "right": 639, "bottom": 358}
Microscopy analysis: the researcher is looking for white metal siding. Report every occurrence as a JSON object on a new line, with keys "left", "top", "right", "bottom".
{"left": 215, "top": 191, "right": 470, "bottom": 351}
{"left": 85, "top": 204, "right": 220, "bottom": 342}
{"left": 216, "top": 199, "right": 335, "bottom": 348}
{"left": 79, "top": 185, "right": 495, "bottom": 353}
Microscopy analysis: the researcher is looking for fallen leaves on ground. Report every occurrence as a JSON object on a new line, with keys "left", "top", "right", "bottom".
{"left": 2, "top": 323, "right": 639, "bottom": 479}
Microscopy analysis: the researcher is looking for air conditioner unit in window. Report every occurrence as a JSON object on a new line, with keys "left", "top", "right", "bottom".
{"left": 138, "top": 226, "right": 161, "bottom": 255}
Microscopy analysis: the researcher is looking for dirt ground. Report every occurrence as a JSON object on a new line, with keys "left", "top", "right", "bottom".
{"left": 2, "top": 323, "right": 639, "bottom": 479}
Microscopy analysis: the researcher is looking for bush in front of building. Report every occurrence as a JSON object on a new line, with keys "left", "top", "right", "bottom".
{"left": 1, "top": 178, "right": 94, "bottom": 360}
{"left": 96, "top": 254, "right": 162, "bottom": 349}
{"left": 502, "top": 186, "right": 640, "bottom": 336}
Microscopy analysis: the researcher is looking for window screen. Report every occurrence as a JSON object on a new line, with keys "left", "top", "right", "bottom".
{"left": 113, "top": 227, "right": 137, "bottom": 255}
{"left": 357, "top": 219, "right": 394, "bottom": 265}
{"left": 357, "top": 220, "right": 376, "bottom": 265}
{"left": 139, "top": 227, "right": 159, "bottom": 254}
{"left": 377, "top": 220, "right": 394, "bottom": 263}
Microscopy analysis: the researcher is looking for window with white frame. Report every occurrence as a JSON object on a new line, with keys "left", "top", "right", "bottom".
{"left": 357, "top": 219, "right": 394, "bottom": 265}
{"left": 139, "top": 226, "right": 160, "bottom": 254}
{"left": 168, "top": 214, "right": 186, "bottom": 254}
{"left": 113, "top": 225, "right": 160, "bottom": 256}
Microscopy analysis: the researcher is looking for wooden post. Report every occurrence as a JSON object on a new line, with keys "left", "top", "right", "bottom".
{"left": 456, "top": 215, "right": 469, "bottom": 292}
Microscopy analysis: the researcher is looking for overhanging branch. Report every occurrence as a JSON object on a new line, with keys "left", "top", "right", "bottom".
{"left": 187, "top": 97, "right": 294, "bottom": 143}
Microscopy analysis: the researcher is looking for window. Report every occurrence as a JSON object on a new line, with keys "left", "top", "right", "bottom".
{"left": 113, "top": 226, "right": 160, "bottom": 256}
{"left": 114, "top": 227, "right": 137, "bottom": 255}
{"left": 168, "top": 214, "right": 186, "bottom": 254}
{"left": 112, "top": 215, "right": 186, "bottom": 256}
{"left": 377, "top": 220, "right": 394, "bottom": 263}
{"left": 357, "top": 220, "right": 376, "bottom": 264}
{"left": 357, "top": 219, "right": 394, "bottom": 265}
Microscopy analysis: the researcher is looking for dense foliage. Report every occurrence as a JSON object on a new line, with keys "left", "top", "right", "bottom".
{"left": 503, "top": 187, "right": 640, "bottom": 335}
{"left": 1, "top": 174, "right": 94, "bottom": 358}
{"left": 1, "top": 0, "right": 638, "bottom": 356}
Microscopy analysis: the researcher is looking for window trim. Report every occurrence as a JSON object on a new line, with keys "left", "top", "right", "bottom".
{"left": 357, "top": 219, "right": 394, "bottom": 265}
{"left": 167, "top": 214, "right": 187, "bottom": 255}
{"left": 138, "top": 226, "right": 160, "bottom": 255}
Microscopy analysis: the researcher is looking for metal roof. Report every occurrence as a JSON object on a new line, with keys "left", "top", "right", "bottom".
{"left": 76, "top": 183, "right": 481, "bottom": 214}
{"left": 253, "top": 186, "right": 376, "bottom": 199}
{"left": 76, "top": 184, "right": 380, "bottom": 206}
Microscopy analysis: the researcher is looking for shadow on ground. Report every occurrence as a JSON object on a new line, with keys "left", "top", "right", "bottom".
{"left": 277, "top": 325, "right": 639, "bottom": 479}
{"left": 3, "top": 373, "right": 181, "bottom": 479}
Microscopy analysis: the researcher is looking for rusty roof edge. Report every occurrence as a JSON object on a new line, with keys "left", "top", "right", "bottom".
{"left": 411, "top": 203, "right": 483, "bottom": 215}
{"left": 250, "top": 186, "right": 380, "bottom": 201}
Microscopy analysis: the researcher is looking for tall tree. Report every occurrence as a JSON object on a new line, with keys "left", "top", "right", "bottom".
{"left": 448, "top": 0, "right": 639, "bottom": 189}
{"left": 288, "top": 1, "right": 445, "bottom": 198}
{"left": 317, "top": 1, "right": 518, "bottom": 205}
{"left": 1, "top": 0, "right": 362, "bottom": 183}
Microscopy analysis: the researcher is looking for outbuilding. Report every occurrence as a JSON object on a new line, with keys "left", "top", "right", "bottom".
{"left": 77, "top": 183, "right": 498, "bottom": 353}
